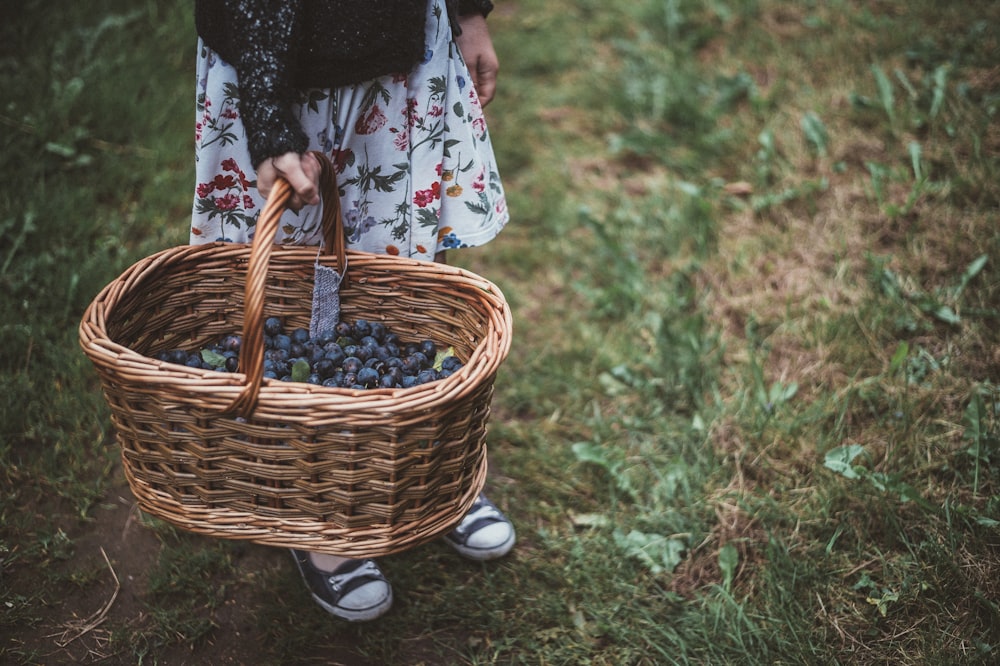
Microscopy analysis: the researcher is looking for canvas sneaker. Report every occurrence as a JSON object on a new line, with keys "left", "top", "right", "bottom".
{"left": 444, "top": 493, "right": 516, "bottom": 561}
{"left": 290, "top": 550, "right": 393, "bottom": 622}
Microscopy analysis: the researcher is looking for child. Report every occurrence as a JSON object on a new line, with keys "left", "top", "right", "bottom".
{"left": 191, "top": 0, "right": 514, "bottom": 622}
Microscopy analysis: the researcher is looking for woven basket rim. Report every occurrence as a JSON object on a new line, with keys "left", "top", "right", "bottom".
{"left": 79, "top": 241, "right": 512, "bottom": 414}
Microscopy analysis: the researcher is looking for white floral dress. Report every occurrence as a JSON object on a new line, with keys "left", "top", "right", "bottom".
{"left": 191, "top": 0, "right": 508, "bottom": 260}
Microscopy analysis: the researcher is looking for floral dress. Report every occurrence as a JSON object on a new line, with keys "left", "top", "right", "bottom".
{"left": 191, "top": 0, "right": 508, "bottom": 260}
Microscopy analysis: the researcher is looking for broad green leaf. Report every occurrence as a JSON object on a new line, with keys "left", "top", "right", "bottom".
{"left": 201, "top": 349, "right": 227, "bottom": 368}
{"left": 890, "top": 342, "right": 909, "bottom": 373}
{"left": 908, "top": 141, "right": 923, "bottom": 181}
{"left": 291, "top": 359, "right": 311, "bottom": 383}
{"left": 872, "top": 64, "right": 895, "bottom": 121}
{"left": 433, "top": 346, "right": 456, "bottom": 371}
{"left": 572, "top": 442, "right": 614, "bottom": 470}
{"left": 824, "top": 445, "right": 866, "bottom": 479}
{"left": 801, "top": 111, "right": 829, "bottom": 157}
{"left": 614, "top": 530, "right": 686, "bottom": 574}
{"left": 719, "top": 542, "right": 739, "bottom": 590}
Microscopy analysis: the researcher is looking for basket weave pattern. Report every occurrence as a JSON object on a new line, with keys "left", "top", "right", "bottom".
{"left": 79, "top": 156, "right": 511, "bottom": 557}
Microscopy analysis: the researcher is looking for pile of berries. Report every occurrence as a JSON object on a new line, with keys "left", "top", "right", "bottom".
{"left": 155, "top": 317, "right": 463, "bottom": 390}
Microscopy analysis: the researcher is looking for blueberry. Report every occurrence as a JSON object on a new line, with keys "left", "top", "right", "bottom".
{"left": 186, "top": 354, "right": 203, "bottom": 368}
{"left": 385, "top": 366, "right": 404, "bottom": 385}
{"left": 334, "top": 321, "right": 353, "bottom": 339}
{"left": 290, "top": 342, "right": 307, "bottom": 358}
{"left": 357, "top": 367, "right": 379, "bottom": 388}
{"left": 341, "top": 372, "right": 358, "bottom": 388}
{"left": 264, "top": 370, "right": 279, "bottom": 380}
{"left": 410, "top": 351, "right": 430, "bottom": 370}
{"left": 167, "top": 349, "right": 189, "bottom": 365}
{"left": 401, "top": 355, "right": 421, "bottom": 375}
{"left": 221, "top": 334, "right": 242, "bottom": 353}
{"left": 352, "top": 319, "right": 371, "bottom": 338}
{"left": 354, "top": 345, "right": 373, "bottom": 362}
{"left": 383, "top": 332, "right": 401, "bottom": 346}
{"left": 417, "top": 369, "right": 438, "bottom": 385}
{"left": 310, "top": 345, "right": 327, "bottom": 363}
{"left": 401, "top": 375, "right": 418, "bottom": 388}
{"left": 364, "top": 357, "right": 386, "bottom": 375}
{"left": 324, "top": 346, "right": 346, "bottom": 367}
{"left": 369, "top": 321, "right": 386, "bottom": 343}
{"left": 314, "top": 357, "right": 336, "bottom": 379}
{"left": 322, "top": 377, "right": 339, "bottom": 387}
{"left": 342, "top": 356, "right": 363, "bottom": 374}
{"left": 274, "top": 334, "right": 292, "bottom": 352}
{"left": 307, "top": 373, "right": 322, "bottom": 385}
{"left": 440, "top": 356, "right": 463, "bottom": 372}
{"left": 291, "top": 327, "right": 310, "bottom": 345}
{"left": 264, "top": 317, "right": 283, "bottom": 337}
{"left": 225, "top": 356, "right": 240, "bottom": 372}
{"left": 378, "top": 373, "right": 397, "bottom": 389}
{"left": 419, "top": 339, "right": 437, "bottom": 359}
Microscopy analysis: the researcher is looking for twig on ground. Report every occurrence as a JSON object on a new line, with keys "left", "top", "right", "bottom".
{"left": 47, "top": 547, "right": 121, "bottom": 648}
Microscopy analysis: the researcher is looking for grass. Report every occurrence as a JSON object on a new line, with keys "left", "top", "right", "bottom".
{"left": 3, "top": 0, "right": 1000, "bottom": 663}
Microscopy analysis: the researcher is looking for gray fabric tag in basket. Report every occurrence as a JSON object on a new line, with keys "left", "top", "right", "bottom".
{"left": 309, "top": 252, "right": 343, "bottom": 338}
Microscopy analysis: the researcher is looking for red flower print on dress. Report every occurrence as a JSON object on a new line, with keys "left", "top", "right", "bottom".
{"left": 197, "top": 182, "right": 215, "bottom": 198}
{"left": 213, "top": 174, "right": 237, "bottom": 190}
{"left": 221, "top": 159, "right": 252, "bottom": 189}
{"left": 472, "top": 169, "right": 486, "bottom": 193}
{"left": 215, "top": 193, "right": 240, "bottom": 211}
{"left": 404, "top": 98, "right": 421, "bottom": 127}
{"left": 355, "top": 105, "right": 387, "bottom": 135}
{"left": 331, "top": 148, "right": 354, "bottom": 174}
{"left": 393, "top": 130, "right": 409, "bottom": 151}
{"left": 414, "top": 182, "right": 441, "bottom": 207}
{"left": 472, "top": 117, "right": 487, "bottom": 139}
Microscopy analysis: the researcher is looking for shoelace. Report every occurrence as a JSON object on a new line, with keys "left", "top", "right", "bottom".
{"left": 327, "top": 560, "right": 381, "bottom": 592}
{"left": 453, "top": 499, "right": 502, "bottom": 535}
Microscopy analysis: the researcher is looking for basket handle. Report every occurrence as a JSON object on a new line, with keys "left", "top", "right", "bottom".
{"left": 226, "top": 151, "right": 345, "bottom": 417}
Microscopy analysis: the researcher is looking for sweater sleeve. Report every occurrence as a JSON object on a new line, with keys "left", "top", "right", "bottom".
{"left": 458, "top": 0, "right": 494, "bottom": 17}
{"left": 225, "top": 0, "right": 310, "bottom": 168}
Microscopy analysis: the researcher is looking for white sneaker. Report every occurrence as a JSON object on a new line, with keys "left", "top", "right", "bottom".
{"left": 443, "top": 494, "right": 516, "bottom": 561}
{"left": 290, "top": 550, "right": 393, "bottom": 622}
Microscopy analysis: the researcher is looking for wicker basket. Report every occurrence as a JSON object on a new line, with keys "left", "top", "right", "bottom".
{"left": 79, "top": 153, "right": 512, "bottom": 558}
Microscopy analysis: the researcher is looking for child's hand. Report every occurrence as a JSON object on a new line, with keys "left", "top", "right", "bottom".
{"left": 257, "top": 151, "right": 322, "bottom": 211}
{"left": 455, "top": 14, "right": 499, "bottom": 106}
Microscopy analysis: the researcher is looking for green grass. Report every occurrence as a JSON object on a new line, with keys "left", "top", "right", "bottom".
{"left": 3, "top": 0, "right": 1000, "bottom": 663}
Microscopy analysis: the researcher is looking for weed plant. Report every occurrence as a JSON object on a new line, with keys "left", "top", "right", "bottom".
{"left": 2, "top": 0, "right": 999, "bottom": 664}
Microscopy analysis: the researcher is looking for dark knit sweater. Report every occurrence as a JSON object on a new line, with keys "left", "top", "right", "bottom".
{"left": 195, "top": 0, "right": 494, "bottom": 167}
